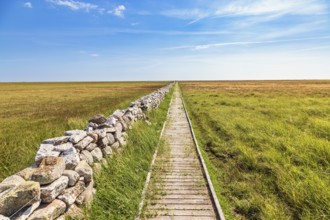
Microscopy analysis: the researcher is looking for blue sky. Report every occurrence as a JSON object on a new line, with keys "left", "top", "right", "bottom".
{"left": 0, "top": 0, "right": 330, "bottom": 81}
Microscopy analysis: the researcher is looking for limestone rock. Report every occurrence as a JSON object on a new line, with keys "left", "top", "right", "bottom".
{"left": 89, "top": 114, "right": 107, "bottom": 124}
{"left": 92, "top": 129, "right": 106, "bottom": 139}
{"left": 80, "top": 150, "right": 94, "bottom": 166}
{"left": 115, "top": 122, "right": 123, "bottom": 133}
{"left": 74, "top": 136, "right": 93, "bottom": 151}
{"left": 121, "top": 132, "right": 128, "bottom": 140}
{"left": 106, "top": 116, "right": 117, "bottom": 126}
{"left": 31, "top": 157, "right": 65, "bottom": 185}
{"left": 75, "top": 181, "right": 94, "bottom": 208}
{"left": 91, "top": 148, "right": 103, "bottom": 162}
{"left": 0, "top": 175, "right": 25, "bottom": 194}
{"left": 103, "top": 127, "right": 116, "bottom": 133}
{"left": 74, "top": 160, "right": 92, "bottom": 183}
{"left": 53, "top": 142, "right": 74, "bottom": 152}
{"left": 65, "top": 204, "right": 84, "bottom": 219}
{"left": 0, "top": 181, "right": 40, "bottom": 217}
{"left": 42, "top": 136, "right": 69, "bottom": 145}
{"left": 97, "top": 137, "right": 109, "bottom": 147}
{"left": 28, "top": 199, "right": 66, "bottom": 220}
{"left": 110, "top": 141, "right": 120, "bottom": 151}
{"left": 66, "top": 130, "right": 87, "bottom": 144}
{"left": 35, "top": 144, "right": 60, "bottom": 162}
{"left": 0, "top": 215, "right": 9, "bottom": 220}
{"left": 114, "top": 130, "right": 122, "bottom": 141}
{"left": 62, "top": 170, "right": 79, "bottom": 187}
{"left": 60, "top": 146, "right": 80, "bottom": 170}
{"left": 118, "top": 137, "right": 127, "bottom": 147}
{"left": 40, "top": 176, "right": 68, "bottom": 203}
{"left": 17, "top": 164, "right": 38, "bottom": 181}
{"left": 12, "top": 200, "right": 40, "bottom": 220}
{"left": 85, "top": 143, "right": 97, "bottom": 152}
{"left": 106, "top": 133, "right": 115, "bottom": 145}
{"left": 101, "top": 146, "right": 113, "bottom": 157}
{"left": 86, "top": 132, "right": 98, "bottom": 143}
{"left": 57, "top": 181, "right": 85, "bottom": 206}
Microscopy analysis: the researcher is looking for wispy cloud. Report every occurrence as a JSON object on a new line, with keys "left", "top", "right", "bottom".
{"left": 216, "top": 0, "right": 327, "bottom": 17}
{"left": 108, "top": 5, "right": 126, "bottom": 17}
{"left": 23, "top": 2, "right": 33, "bottom": 8}
{"left": 160, "top": 35, "right": 330, "bottom": 51}
{"left": 47, "top": 0, "right": 99, "bottom": 12}
{"left": 161, "top": 8, "right": 207, "bottom": 20}
{"left": 90, "top": 53, "right": 99, "bottom": 57}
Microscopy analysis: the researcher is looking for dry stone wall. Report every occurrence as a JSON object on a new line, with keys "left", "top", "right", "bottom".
{"left": 0, "top": 83, "right": 174, "bottom": 220}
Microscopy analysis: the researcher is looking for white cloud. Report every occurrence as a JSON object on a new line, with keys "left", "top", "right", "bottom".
{"left": 23, "top": 2, "right": 33, "bottom": 8}
{"left": 47, "top": 0, "right": 98, "bottom": 12}
{"left": 90, "top": 53, "right": 99, "bottom": 57}
{"left": 216, "top": 0, "right": 327, "bottom": 17}
{"left": 108, "top": 5, "right": 126, "bottom": 17}
{"left": 160, "top": 35, "right": 330, "bottom": 51}
{"left": 161, "top": 8, "right": 208, "bottom": 20}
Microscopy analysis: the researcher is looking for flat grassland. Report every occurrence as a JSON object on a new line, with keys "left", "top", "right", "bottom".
{"left": 0, "top": 82, "right": 167, "bottom": 181}
{"left": 181, "top": 81, "right": 330, "bottom": 220}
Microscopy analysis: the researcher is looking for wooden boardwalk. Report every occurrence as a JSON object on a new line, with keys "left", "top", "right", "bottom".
{"left": 143, "top": 86, "right": 219, "bottom": 220}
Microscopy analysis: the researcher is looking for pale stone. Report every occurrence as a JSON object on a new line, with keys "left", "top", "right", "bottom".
{"left": 65, "top": 204, "right": 84, "bottom": 219}
{"left": 0, "top": 215, "right": 9, "bottom": 220}
{"left": 31, "top": 157, "right": 65, "bottom": 185}
{"left": 103, "top": 127, "right": 116, "bottom": 133}
{"left": 57, "top": 181, "right": 85, "bottom": 206}
{"left": 28, "top": 199, "right": 66, "bottom": 220}
{"left": 80, "top": 150, "right": 94, "bottom": 166}
{"left": 0, "top": 181, "right": 40, "bottom": 217}
{"left": 100, "top": 158, "right": 108, "bottom": 168}
{"left": 35, "top": 144, "right": 60, "bottom": 162}
{"left": 114, "top": 130, "right": 122, "bottom": 141}
{"left": 66, "top": 130, "right": 87, "bottom": 144}
{"left": 118, "top": 137, "right": 127, "bottom": 147}
{"left": 0, "top": 175, "right": 25, "bottom": 195}
{"left": 91, "top": 148, "right": 103, "bottom": 162}
{"left": 106, "top": 116, "right": 117, "bottom": 125}
{"left": 110, "top": 141, "right": 120, "bottom": 150}
{"left": 53, "top": 142, "right": 73, "bottom": 152}
{"left": 75, "top": 181, "right": 94, "bottom": 208}
{"left": 102, "top": 146, "right": 113, "bottom": 157}
{"left": 74, "top": 160, "right": 92, "bottom": 183}
{"left": 17, "top": 164, "right": 38, "bottom": 181}
{"left": 42, "top": 136, "right": 69, "bottom": 145}
{"left": 115, "top": 122, "right": 123, "bottom": 133}
{"left": 62, "top": 170, "right": 79, "bottom": 187}
{"left": 40, "top": 176, "right": 68, "bottom": 203}
{"left": 86, "top": 132, "right": 98, "bottom": 143}
{"left": 97, "top": 137, "right": 109, "bottom": 147}
{"left": 12, "top": 200, "right": 40, "bottom": 220}
{"left": 60, "top": 146, "right": 80, "bottom": 170}
{"left": 85, "top": 143, "right": 97, "bottom": 152}
{"left": 74, "top": 136, "right": 93, "bottom": 150}
{"left": 92, "top": 129, "right": 106, "bottom": 139}
{"left": 106, "top": 133, "right": 115, "bottom": 145}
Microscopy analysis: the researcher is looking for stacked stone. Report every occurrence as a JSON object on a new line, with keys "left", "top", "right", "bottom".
{"left": 0, "top": 83, "right": 174, "bottom": 220}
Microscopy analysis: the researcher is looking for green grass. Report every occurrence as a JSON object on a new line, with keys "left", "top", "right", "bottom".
{"left": 87, "top": 86, "right": 173, "bottom": 220}
{"left": 180, "top": 81, "right": 330, "bottom": 220}
{"left": 0, "top": 82, "right": 168, "bottom": 181}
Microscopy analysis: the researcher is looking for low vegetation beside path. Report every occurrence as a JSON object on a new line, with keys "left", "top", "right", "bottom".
{"left": 88, "top": 85, "right": 173, "bottom": 219}
{"left": 0, "top": 82, "right": 167, "bottom": 181}
{"left": 181, "top": 81, "right": 330, "bottom": 220}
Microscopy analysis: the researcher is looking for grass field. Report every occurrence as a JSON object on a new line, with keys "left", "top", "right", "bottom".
{"left": 181, "top": 81, "right": 330, "bottom": 220}
{"left": 0, "top": 82, "right": 167, "bottom": 181}
{"left": 88, "top": 85, "right": 173, "bottom": 219}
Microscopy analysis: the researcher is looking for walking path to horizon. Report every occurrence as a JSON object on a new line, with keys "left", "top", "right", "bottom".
{"left": 143, "top": 85, "right": 220, "bottom": 220}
